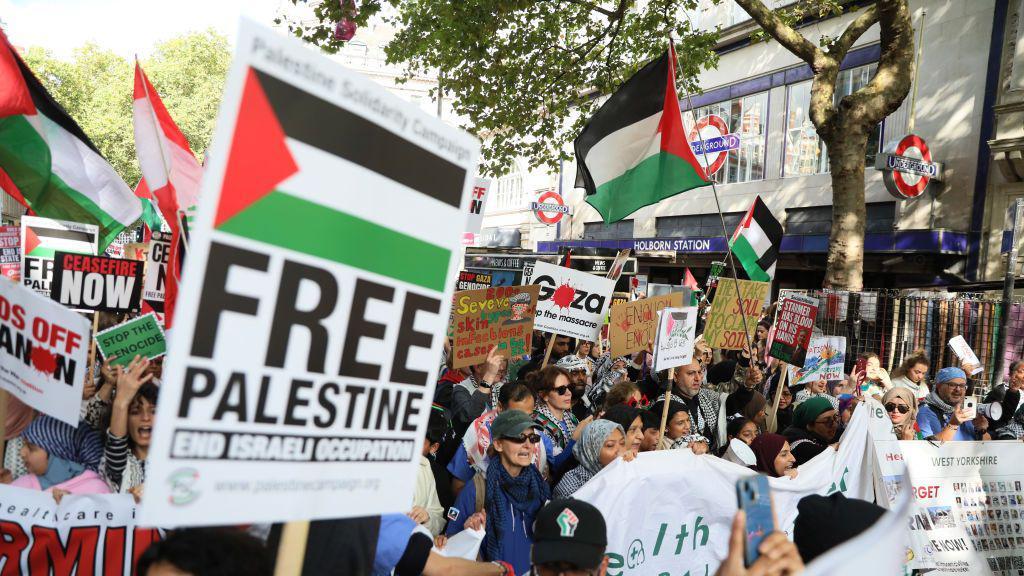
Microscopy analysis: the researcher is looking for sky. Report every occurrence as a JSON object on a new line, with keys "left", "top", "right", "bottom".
{"left": 1, "top": 0, "right": 282, "bottom": 58}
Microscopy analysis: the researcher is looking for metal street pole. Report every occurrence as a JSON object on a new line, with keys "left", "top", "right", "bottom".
{"left": 993, "top": 199, "right": 1024, "bottom": 390}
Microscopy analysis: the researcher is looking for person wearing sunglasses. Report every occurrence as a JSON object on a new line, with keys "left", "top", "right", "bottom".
{"left": 881, "top": 388, "right": 922, "bottom": 440}
{"left": 917, "top": 367, "right": 990, "bottom": 442}
{"left": 445, "top": 410, "right": 551, "bottom": 575}
{"left": 553, "top": 419, "right": 631, "bottom": 499}
{"left": 530, "top": 367, "right": 581, "bottom": 460}
{"left": 781, "top": 396, "right": 838, "bottom": 466}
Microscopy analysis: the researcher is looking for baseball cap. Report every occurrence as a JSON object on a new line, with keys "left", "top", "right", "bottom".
{"left": 490, "top": 410, "right": 539, "bottom": 441}
{"left": 531, "top": 499, "right": 608, "bottom": 569}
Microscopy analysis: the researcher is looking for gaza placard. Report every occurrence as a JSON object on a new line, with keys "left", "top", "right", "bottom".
{"left": 141, "top": 20, "right": 479, "bottom": 526}
{"left": 450, "top": 285, "right": 539, "bottom": 369}
{"left": 0, "top": 277, "right": 90, "bottom": 426}
{"left": 529, "top": 260, "right": 615, "bottom": 342}
{"left": 702, "top": 279, "right": 770, "bottom": 350}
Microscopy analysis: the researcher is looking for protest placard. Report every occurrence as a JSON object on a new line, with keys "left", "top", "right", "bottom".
{"left": 652, "top": 306, "right": 698, "bottom": 371}
{"left": 456, "top": 270, "right": 492, "bottom": 290}
{"left": 0, "top": 278, "right": 90, "bottom": 425}
{"left": 529, "top": 260, "right": 615, "bottom": 342}
{"left": 789, "top": 336, "right": 846, "bottom": 386}
{"left": 20, "top": 216, "right": 98, "bottom": 298}
{"left": 609, "top": 292, "right": 683, "bottom": 357}
{"left": 0, "top": 225, "right": 19, "bottom": 280}
{"left": 0, "top": 485, "right": 161, "bottom": 575}
{"left": 702, "top": 279, "right": 771, "bottom": 350}
{"left": 50, "top": 252, "right": 143, "bottom": 313}
{"left": 575, "top": 406, "right": 873, "bottom": 575}
{"left": 144, "top": 231, "right": 171, "bottom": 303}
{"left": 948, "top": 335, "right": 985, "bottom": 375}
{"left": 142, "top": 20, "right": 479, "bottom": 526}
{"left": 95, "top": 313, "right": 167, "bottom": 367}
{"left": 770, "top": 294, "right": 819, "bottom": 366}
{"left": 450, "top": 285, "right": 539, "bottom": 369}
{"left": 465, "top": 178, "right": 490, "bottom": 238}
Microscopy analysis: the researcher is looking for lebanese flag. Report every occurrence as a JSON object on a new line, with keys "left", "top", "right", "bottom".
{"left": 133, "top": 61, "right": 201, "bottom": 328}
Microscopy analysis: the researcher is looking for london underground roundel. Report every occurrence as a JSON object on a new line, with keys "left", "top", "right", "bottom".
{"left": 688, "top": 114, "right": 740, "bottom": 176}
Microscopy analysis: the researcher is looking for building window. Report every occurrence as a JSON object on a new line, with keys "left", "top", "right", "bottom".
{"left": 584, "top": 220, "right": 634, "bottom": 240}
{"left": 785, "top": 202, "right": 895, "bottom": 234}
{"left": 783, "top": 63, "right": 882, "bottom": 177}
{"left": 690, "top": 91, "right": 768, "bottom": 184}
{"left": 656, "top": 212, "right": 744, "bottom": 237}
{"left": 493, "top": 168, "right": 524, "bottom": 211}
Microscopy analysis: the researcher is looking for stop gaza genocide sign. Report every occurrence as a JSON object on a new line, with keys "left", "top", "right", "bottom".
{"left": 50, "top": 252, "right": 143, "bottom": 313}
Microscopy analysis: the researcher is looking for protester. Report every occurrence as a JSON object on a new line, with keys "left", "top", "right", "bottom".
{"left": 378, "top": 513, "right": 514, "bottom": 575}
{"left": 446, "top": 410, "right": 550, "bottom": 574}
{"left": 2, "top": 396, "right": 35, "bottom": 481}
{"left": 917, "top": 366, "right": 989, "bottom": 441}
{"left": 424, "top": 407, "right": 456, "bottom": 510}
{"left": 656, "top": 401, "right": 710, "bottom": 454}
{"left": 5, "top": 415, "right": 107, "bottom": 500}
{"left": 103, "top": 355, "right": 157, "bottom": 497}
{"left": 574, "top": 340, "right": 598, "bottom": 374}
{"left": 138, "top": 527, "right": 271, "bottom": 576}
{"left": 555, "top": 354, "right": 594, "bottom": 420}
{"left": 837, "top": 394, "right": 857, "bottom": 426}
{"left": 882, "top": 387, "right": 922, "bottom": 440}
{"left": 782, "top": 396, "right": 837, "bottom": 466}
{"left": 993, "top": 404, "right": 1024, "bottom": 440}
{"left": 83, "top": 354, "right": 119, "bottom": 432}
{"left": 600, "top": 404, "right": 643, "bottom": 454}
{"left": 792, "top": 493, "right": 886, "bottom": 563}
{"left": 652, "top": 360, "right": 722, "bottom": 452}
{"left": 529, "top": 367, "right": 580, "bottom": 458}
{"left": 553, "top": 419, "right": 630, "bottom": 499}
{"left": 451, "top": 346, "right": 507, "bottom": 436}
{"left": 413, "top": 417, "right": 446, "bottom": 536}
{"left": 587, "top": 354, "right": 630, "bottom": 408}
{"left": 855, "top": 353, "right": 892, "bottom": 399}
{"left": 602, "top": 381, "right": 642, "bottom": 412}
{"left": 773, "top": 385, "right": 794, "bottom": 432}
{"left": 720, "top": 415, "right": 758, "bottom": 454}
{"left": 725, "top": 388, "right": 767, "bottom": 431}
{"left": 715, "top": 509, "right": 804, "bottom": 576}
{"left": 749, "top": 433, "right": 798, "bottom": 479}
{"left": 793, "top": 378, "right": 838, "bottom": 410}
{"left": 891, "top": 351, "right": 930, "bottom": 400}
{"left": 985, "top": 359, "right": 1024, "bottom": 416}
{"left": 531, "top": 499, "right": 609, "bottom": 576}
{"left": 637, "top": 410, "right": 662, "bottom": 452}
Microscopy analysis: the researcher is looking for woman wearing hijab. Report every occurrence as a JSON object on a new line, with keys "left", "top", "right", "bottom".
{"left": 726, "top": 388, "right": 768, "bottom": 431}
{"left": 601, "top": 404, "right": 643, "bottom": 454}
{"left": 782, "top": 396, "right": 838, "bottom": 466}
{"left": 749, "top": 433, "right": 798, "bottom": 479}
{"left": 883, "top": 387, "right": 923, "bottom": 440}
{"left": 8, "top": 415, "right": 108, "bottom": 499}
{"left": 552, "top": 419, "right": 627, "bottom": 499}
{"left": 2, "top": 396, "right": 36, "bottom": 481}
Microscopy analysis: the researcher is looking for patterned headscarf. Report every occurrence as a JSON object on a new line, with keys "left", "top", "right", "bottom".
{"left": 22, "top": 416, "right": 103, "bottom": 472}
{"left": 573, "top": 420, "right": 623, "bottom": 475}
{"left": 881, "top": 387, "right": 918, "bottom": 428}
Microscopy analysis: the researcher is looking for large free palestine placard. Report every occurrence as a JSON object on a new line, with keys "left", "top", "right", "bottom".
{"left": 529, "top": 260, "right": 615, "bottom": 342}
{"left": 142, "top": 20, "right": 480, "bottom": 526}
{"left": 450, "top": 285, "right": 539, "bottom": 369}
{"left": 20, "top": 216, "right": 98, "bottom": 298}
{"left": 0, "top": 278, "right": 90, "bottom": 426}
{"left": 609, "top": 292, "right": 683, "bottom": 357}
{"left": 702, "top": 279, "right": 771, "bottom": 349}
{"left": 50, "top": 252, "right": 143, "bottom": 312}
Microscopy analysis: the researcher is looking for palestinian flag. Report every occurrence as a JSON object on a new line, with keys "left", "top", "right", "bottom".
{"left": 23, "top": 220, "right": 96, "bottom": 259}
{"left": 0, "top": 30, "right": 140, "bottom": 250}
{"left": 729, "top": 196, "right": 783, "bottom": 282}
{"left": 575, "top": 44, "right": 709, "bottom": 224}
{"left": 683, "top": 268, "right": 698, "bottom": 290}
{"left": 212, "top": 68, "right": 467, "bottom": 292}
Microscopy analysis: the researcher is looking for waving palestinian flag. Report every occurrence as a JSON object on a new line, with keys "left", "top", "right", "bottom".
{"left": 0, "top": 30, "right": 140, "bottom": 250}
{"left": 730, "top": 196, "right": 783, "bottom": 282}
{"left": 574, "top": 44, "right": 709, "bottom": 224}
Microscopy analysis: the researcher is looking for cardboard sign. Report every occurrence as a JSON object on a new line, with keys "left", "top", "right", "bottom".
{"left": 0, "top": 278, "right": 90, "bottom": 425}
{"left": 702, "top": 279, "right": 771, "bottom": 350}
{"left": 95, "top": 313, "right": 167, "bottom": 367}
{"left": 529, "top": 260, "right": 615, "bottom": 341}
{"left": 789, "top": 336, "right": 847, "bottom": 386}
{"left": 142, "top": 20, "right": 479, "bottom": 527}
{"left": 653, "top": 306, "right": 698, "bottom": 371}
{"left": 20, "top": 216, "right": 98, "bottom": 297}
{"left": 609, "top": 292, "right": 683, "bottom": 357}
{"left": 50, "top": 252, "right": 143, "bottom": 313}
{"left": 450, "top": 285, "right": 539, "bottom": 369}
{"left": 0, "top": 225, "right": 19, "bottom": 280}
{"left": 0, "top": 485, "right": 162, "bottom": 574}
{"left": 144, "top": 231, "right": 171, "bottom": 302}
{"left": 769, "top": 294, "right": 819, "bottom": 366}
{"left": 948, "top": 335, "right": 984, "bottom": 375}
{"left": 456, "top": 270, "right": 492, "bottom": 291}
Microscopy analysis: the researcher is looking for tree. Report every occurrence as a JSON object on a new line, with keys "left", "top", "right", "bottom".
{"left": 21, "top": 30, "right": 231, "bottom": 186}
{"left": 284, "top": 0, "right": 914, "bottom": 290}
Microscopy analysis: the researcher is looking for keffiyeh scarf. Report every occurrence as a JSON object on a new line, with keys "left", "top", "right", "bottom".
{"left": 533, "top": 402, "right": 578, "bottom": 451}
{"left": 484, "top": 454, "right": 549, "bottom": 563}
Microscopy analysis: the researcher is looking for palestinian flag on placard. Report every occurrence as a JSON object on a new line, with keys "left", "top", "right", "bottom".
{"left": 574, "top": 43, "right": 709, "bottom": 224}
{"left": 729, "top": 196, "right": 783, "bottom": 282}
{"left": 23, "top": 222, "right": 96, "bottom": 259}
{"left": 0, "top": 30, "right": 140, "bottom": 250}
{"left": 212, "top": 68, "right": 467, "bottom": 292}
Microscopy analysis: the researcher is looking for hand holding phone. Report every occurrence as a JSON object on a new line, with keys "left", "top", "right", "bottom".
{"left": 854, "top": 357, "right": 868, "bottom": 395}
{"left": 736, "top": 476, "right": 776, "bottom": 567}
{"left": 962, "top": 396, "right": 978, "bottom": 421}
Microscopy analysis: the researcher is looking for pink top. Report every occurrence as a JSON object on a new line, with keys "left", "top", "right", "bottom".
{"left": 11, "top": 469, "right": 111, "bottom": 494}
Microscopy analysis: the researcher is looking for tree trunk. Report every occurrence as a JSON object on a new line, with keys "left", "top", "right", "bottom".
{"left": 823, "top": 125, "right": 869, "bottom": 290}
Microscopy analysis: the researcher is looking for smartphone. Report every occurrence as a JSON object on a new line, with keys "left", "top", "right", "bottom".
{"left": 736, "top": 476, "right": 775, "bottom": 567}
{"left": 962, "top": 396, "right": 977, "bottom": 420}
{"left": 855, "top": 357, "right": 868, "bottom": 395}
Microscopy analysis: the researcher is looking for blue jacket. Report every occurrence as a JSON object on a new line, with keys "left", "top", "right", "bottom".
{"left": 446, "top": 478, "right": 535, "bottom": 575}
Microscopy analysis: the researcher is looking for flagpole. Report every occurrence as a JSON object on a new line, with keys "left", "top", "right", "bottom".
{"left": 669, "top": 39, "right": 755, "bottom": 357}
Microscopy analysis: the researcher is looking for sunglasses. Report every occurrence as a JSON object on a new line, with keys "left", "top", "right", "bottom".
{"left": 884, "top": 402, "right": 910, "bottom": 414}
{"left": 503, "top": 433, "right": 541, "bottom": 444}
{"left": 551, "top": 385, "right": 572, "bottom": 395}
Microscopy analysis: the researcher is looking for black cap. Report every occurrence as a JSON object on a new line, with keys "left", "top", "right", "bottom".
{"left": 532, "top": 499, "right": 607, "bottom": 569}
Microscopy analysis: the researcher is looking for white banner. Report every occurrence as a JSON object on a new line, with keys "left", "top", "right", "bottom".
{"left": 0, "top": 484, "right": 161, "bottom": 574}
{"left": 0, "top": 278, "right": 90, "bottom": 426}
{"left": 574, "top": 405, "right": 874, "bottom": 575}
{"left": 529, "top": 260, "right": 614, "bottom": 341}
{"left": 142, "top": 19, "right": 479, "bottom": 526}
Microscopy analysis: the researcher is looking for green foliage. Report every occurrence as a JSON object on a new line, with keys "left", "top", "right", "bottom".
{"left": 283, "top": 0, "right": 719, "bottom": 176}
{"left": 21, "top": 30, "right": 231, "bottom": 186}
{"left": 745, "top": 0, "right": 845, "bottom": 46}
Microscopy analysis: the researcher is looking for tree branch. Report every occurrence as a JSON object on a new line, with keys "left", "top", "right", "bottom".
{"left": 733, "top": 0, "right": 825, "bottom": 68}
{"left": 559, "top": 0, "right": 618, "bottom": 18}
{"left": 828, "top": 4, "right": 880, "bottom": 61}
{"left": 843, "top": 0, "right": 914, "bottom": 125}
